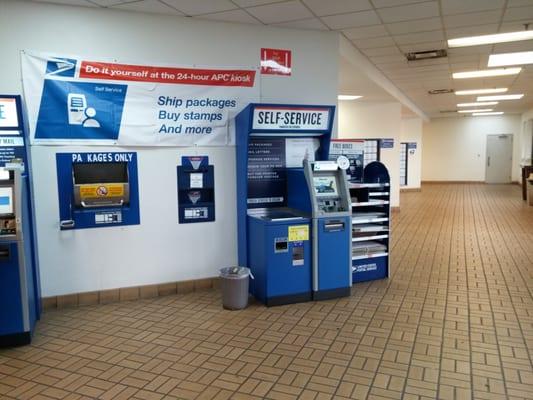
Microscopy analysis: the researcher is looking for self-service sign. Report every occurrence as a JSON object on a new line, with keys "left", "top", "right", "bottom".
{"left": 252, "top": 106, "right": 330, "bottom": 131}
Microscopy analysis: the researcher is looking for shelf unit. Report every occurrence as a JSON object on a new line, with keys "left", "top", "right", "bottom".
{"left": 350, "top": 162, "right": 390, "bottom": 283}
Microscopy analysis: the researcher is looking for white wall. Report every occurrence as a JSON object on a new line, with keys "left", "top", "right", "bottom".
{"left": 400, "top": 117, "right": 422, "bottom": 190}
{"left": 422, "top": 115, "right": 522, "bottom": 182}
{"left": 0, "top": 0, "right": 339, "bottom": 296}
{"left": 338, "top": 101, "right": 401, "bottom": 207}
{"left": 520, "top": 108, "right": 533, "bottom": 166}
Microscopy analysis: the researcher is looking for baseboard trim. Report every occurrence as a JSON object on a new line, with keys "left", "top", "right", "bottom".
{"left": 422, "top": 180, "right": 485, "bottom": 184}
{"left": 400, "top": 188, "right": 421, "bottom": 192}
{"left": 391, "top": 206, "right": 400, "bottom": 212}
{"left": 42, "top": 277, "right": 220, "bottom": 312}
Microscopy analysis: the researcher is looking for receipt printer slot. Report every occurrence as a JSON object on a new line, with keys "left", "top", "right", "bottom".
{"left": 324, "top": 220, "right": 345, "bottom": 232}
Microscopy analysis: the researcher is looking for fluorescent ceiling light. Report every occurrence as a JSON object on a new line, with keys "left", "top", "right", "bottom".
{"left": 455, "top": 88, "right": 507, "bottom": 95}
{"left": 338, "top": 95, "right": 362, "bottom": 100}
{"left": 448, "top": 30, "right": 533, "bottom": 48}
{"left": 458, "top": 109, "right": 493, "bottom": 113}
{"left": 473, "top": 112, "right": 504, "bottom": 116}
{"left": 452, "top": 68, "right": 521, "bottom": 79}
{"left": 457, "top": 102, "right": 498, "bottom": 107}
{"left": 477, "top": 94, "right": 524, "bottom": 101}
{"left": 488, "top": 51, "right": 533, "bottom": 67}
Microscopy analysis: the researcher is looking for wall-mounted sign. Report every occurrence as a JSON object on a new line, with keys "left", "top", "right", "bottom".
{"left": 261, "top": 48, "right": 292, "bottom": 76}
{"left": 329, "top": 139, "right": 364, "bottom": 182}
{"left": 252, "top": 106, "right": 330, "bottom": 131}
{"left": 380, "top": 138, "right": 394, "bottom": 149}
{"left": 21, "top": 51, "right": 260, "bottom": 147}
{"left": 407, "top": 142, "right": 417, "bottom": 149}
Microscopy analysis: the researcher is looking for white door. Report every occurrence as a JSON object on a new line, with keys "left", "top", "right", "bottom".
{"left": 485, "top": 134, "right": 513, "bottom": 183}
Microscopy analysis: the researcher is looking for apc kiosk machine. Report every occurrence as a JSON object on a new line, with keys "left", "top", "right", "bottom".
{"left": 0, "top": 95, "right": 41, "bottom": 347}
{"left": 292, "top": 160, "right": 352, "bottom": 299}
{"left": 236, "top": 104, "right": 351, "bottom": 306}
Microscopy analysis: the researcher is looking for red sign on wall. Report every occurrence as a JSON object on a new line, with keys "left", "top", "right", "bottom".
{"left": 261, "top": 48, "right": 292, "bottom": 76}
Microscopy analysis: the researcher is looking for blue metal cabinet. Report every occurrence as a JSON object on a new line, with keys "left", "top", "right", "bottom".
{"left": 248, "top": 215, "right": 312, "bottom": 306}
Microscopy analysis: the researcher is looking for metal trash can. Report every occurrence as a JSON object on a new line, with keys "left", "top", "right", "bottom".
{"left": 220, "top": 267, "right": 251, "bottom": 310}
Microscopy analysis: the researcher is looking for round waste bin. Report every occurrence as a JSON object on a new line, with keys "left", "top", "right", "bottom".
{"left": 220, "top": 267, "right": 251, "bottom": 310}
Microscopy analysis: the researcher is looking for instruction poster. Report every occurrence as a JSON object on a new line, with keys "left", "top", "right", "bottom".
{"left": 329, "top": 139, "right": 364, "bottom": 182}
{"left": 21, "top": 51, "right": 260, "bottom": 146}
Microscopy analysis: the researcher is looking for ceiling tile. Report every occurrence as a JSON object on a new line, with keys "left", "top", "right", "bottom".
{"left": 507, "top": 0, "right": 533, "bottom": 6}
{"left": 342, "top": 24, "right": 389, "bottom": 40}
{"left": 446, "top": 24, "right": 499, "bottom": 39}
{"left": 352, "top": 35, "right": 396, "bottom": 49}
{"left": 199, "top": 9, "right": 260, "bottom": 24}
{"left": 492, "top": 41, "right": 533, "bottom": 53}
{"left": 245, "top": 0, "right": 313, "bottom": 24}
{"left": 361, "top": 46, "right": 403, "bottom": 56}
{"left": 376, "top": 1, "right": 439, "bottom": 23}
{"left": 447, "top": 45, "right": 493, "bottom": 56}
{"left": 32, "top": 0, "right": 98, "bottom": 5}
{"left": 386, "top": 17, "right": 441, "bottom": 35}
{"left": 302, "top": 0, "right": 372, "bottom": 17}
{"left": 370, "top": 54, "right": 406, "bottom": 64}
{"left": 443, "top": 10, "right": 501, "bottom": 28}
{"left": 372, "top": 0, "right": 429, "bottom": 8}
{"left": 274, "top": 17, "right": 329, "bottom": 30}
{"left": 232, "top": 0, "right": 286, "bottom": 6}
{"left": 162, "top": 0, "right": 236, "bottom": 15}
{"left": 503, "top": 6, "right": 533, "bottom": 22}
{"left": 112, "top": 1, "right": 184, "bottom": 15}
{"left": 398, "top": 40, "right": 446, "bottom": 52}
{"left": 80, "top": 0, "right": 125, "bottom": 5}
{"left": 321, "top": 10, "right": 380, "bottom": 30}
{"left": 393, "top": 29, "right": 444, "bottom": 45}
{"left": 441, "top": 0, "right": 505, "bottom": 15}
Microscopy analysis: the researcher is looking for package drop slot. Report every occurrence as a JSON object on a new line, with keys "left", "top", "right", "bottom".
{"left": 73, "top": 162, "right": 130, "bottom": 208}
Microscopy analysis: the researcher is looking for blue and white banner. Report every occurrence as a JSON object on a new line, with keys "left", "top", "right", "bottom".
{"left": 21, "top": 51, "right": 260, "bottom": 146}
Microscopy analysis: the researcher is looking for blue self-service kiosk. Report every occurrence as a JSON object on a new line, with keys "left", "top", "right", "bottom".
{"left": 290, "top": 160, "right": 352, "bottom": 300}
{"left": 236, "top": 103, "right": 351, "bottom": 305}
{"left": 0, "top": 95, "right": 41, "bottom": 347}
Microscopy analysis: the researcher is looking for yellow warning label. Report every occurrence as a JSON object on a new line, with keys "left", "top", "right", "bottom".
{"left": 79, "top": 184, "right": 124, "bottom": 199}
{"left": 288, "top": 225, "right": 309, "bottom": 242}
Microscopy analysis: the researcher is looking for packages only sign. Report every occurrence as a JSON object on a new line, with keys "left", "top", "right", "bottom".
{"left": 21, "top": 52, "right": 260, "bottom": 146}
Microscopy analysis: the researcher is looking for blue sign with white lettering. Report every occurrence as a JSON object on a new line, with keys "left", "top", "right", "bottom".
{"left": 380, "top": 138, "right": 394, "bottom": 149}
{"left": 35, "top": 80, "right": 127, "bottom": 140}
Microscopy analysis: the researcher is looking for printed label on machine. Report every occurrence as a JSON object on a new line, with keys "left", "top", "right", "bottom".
{"left": 354, "top": 263, "right": 378, "bottom": 273}
{"left": 288, "top": 225, "right": 309, "bottom": 242}
{"left": 79, "top": 183, "right": 124, "bottom": 199}
{"left": 95, "top": 211, "right": 122, "bottom": 224}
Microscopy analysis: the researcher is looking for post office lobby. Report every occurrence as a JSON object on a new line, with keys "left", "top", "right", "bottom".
{"left": 0, "top": 1, "right": 532, "bottom": 400}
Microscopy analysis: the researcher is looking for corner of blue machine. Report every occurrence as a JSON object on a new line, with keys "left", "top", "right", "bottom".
{"left": 0, "top": 94, "right": 41, "bottom": 347}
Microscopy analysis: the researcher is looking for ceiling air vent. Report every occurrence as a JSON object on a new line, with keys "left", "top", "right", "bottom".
{"left": 428, "top": 89, "right": 454, "bottom": 95}
{"left": 406, "top": 49, "right": 447, "bottom": 61}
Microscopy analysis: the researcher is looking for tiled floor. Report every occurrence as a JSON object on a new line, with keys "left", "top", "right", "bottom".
{"left": 1, "top": 184, "right": 532, "bottom": 400}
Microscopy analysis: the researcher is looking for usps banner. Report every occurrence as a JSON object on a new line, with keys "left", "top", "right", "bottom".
{"left": 21, "top": 51, "right": 260, "bottom": 146}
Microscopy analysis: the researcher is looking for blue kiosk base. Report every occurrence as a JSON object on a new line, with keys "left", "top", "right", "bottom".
{"left": 0, "top": 332, "right": 32, "bottom": 347}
